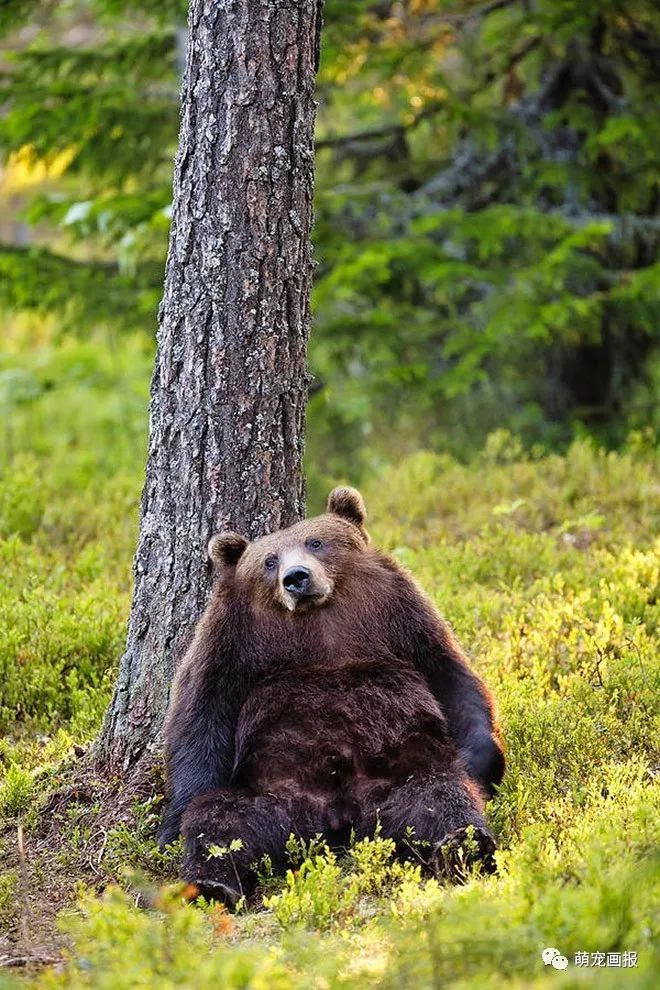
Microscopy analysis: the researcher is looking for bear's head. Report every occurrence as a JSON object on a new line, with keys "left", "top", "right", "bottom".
{"left": 208, "top": 487, "right": 368, "bottom": 613}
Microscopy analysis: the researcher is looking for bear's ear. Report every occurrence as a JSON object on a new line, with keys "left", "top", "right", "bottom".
{"left": 326, "top": 486, "right": 367, "bottom": 532}
{"left": 208, "top": 531, "right": 249, "bottom": 570}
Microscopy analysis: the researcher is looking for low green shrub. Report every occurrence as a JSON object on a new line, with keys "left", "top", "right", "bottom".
{"left": 0, "top": 868, "right": 19, "bottom": 930}
{"left": 0, "top": 762, "right": 35, "bottom": 818}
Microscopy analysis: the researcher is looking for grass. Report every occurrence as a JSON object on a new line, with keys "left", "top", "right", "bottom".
{"left": 0, "top": 323, "right": 658, "bottom": 988}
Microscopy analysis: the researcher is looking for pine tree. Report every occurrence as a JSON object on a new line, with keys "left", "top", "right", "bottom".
{"left": 95, "top": 0, "right": 322, "bottom": 768}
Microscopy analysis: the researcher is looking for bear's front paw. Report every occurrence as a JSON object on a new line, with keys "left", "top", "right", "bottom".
{"left": 431, "top": 825, "right": 497, "bottom": 882}
{"left": 183, "top": 879, "right": 242, "bottom": 910}
{"left": 461, "top": 731, "right": 505, "bottom": 796}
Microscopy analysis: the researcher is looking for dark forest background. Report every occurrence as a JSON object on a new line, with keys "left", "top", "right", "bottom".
{"left": 1, "top": 0, "right": 658, "bottom": 503}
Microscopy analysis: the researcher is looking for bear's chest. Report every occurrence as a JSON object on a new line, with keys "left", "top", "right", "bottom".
{"left": 231, "top": 656, "right": 453, "bottom": 798}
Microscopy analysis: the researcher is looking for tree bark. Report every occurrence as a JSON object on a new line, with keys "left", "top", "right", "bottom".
{"left": 98, "top": 0, "right": 322, "bottom": 770}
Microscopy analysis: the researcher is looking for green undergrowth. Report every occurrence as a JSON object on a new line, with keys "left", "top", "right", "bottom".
{"left": 0, "top": 328, "right": 658, "bottom": 987}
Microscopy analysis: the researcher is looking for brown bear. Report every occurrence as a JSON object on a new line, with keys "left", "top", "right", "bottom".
{"left": 159, "top": 487, "right": 504, "bottom": 904}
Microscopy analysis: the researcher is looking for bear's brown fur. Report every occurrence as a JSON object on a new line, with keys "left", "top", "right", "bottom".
{"left": 160, "top": 487, "right": 504, "bottom": 903}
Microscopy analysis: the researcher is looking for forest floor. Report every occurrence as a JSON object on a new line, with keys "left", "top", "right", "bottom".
{"left": 0, "top": 331, "right": 658, "bottom": 989}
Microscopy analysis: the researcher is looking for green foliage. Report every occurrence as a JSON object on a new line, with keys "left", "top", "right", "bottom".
{"left": 0, "top": 761, "right": 35, "bottom": 817}
{"left": 0, "top": 246, "right": 162, "bottom": 333}
{"left": 36, "top": 886, "right": 297, "bottom": 990}
{"left": 56, "top": 796, "right": 182, "bottom": 881}
{"left": 264, "top": 833, "right": 431, "bottom": 931}
{"left": 0, "top": 15, "right": 178, "bottom": 182}
{"left": 2, "top": 786, "right": 657, "bottom": 988}
{"left": 0, "top": 868, "right": 19, "bottom": 929}
{"left": 310, "top": 0, "right": 660, "bottom": 460}
{"left": 0, "top": 324, "right": 147, "bottom": 736}
{"left": 0, "top": 483, "right": 131, "bottom": 734}
{"left": 0, "top": 0, "right": 40, "bottom": 37}
{"left": 1, "top": 0, "right": 658, "bottom": 463}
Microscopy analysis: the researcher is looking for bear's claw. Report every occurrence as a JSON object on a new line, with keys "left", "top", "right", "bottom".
{"left": 431, "top": 825, "right": 497, "bottom": 882}
{"left": 184, "top": 879, "right": 242, "bottom": 909}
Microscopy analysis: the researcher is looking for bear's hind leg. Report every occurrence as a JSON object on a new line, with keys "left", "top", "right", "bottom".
{"left": 371, "top": 769, "right": 496, "bottom": 881}
{"left": 180, "top": 789, "right": 318, "bottom": 906}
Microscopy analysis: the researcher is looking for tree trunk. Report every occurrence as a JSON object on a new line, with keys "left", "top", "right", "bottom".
{"left": 98, "top": 0, "right": 322, "bottom": 770}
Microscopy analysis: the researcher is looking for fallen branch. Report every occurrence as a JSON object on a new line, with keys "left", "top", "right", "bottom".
{"left": 0, "top": 954, "right": 61, "bottom": 969}
{"left": 316, "top": 102, "right": 442, "bottom": 151}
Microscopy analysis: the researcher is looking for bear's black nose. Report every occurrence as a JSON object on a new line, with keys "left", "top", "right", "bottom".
{"left": 282, "top": 566, "right": 311, "bottom": 596}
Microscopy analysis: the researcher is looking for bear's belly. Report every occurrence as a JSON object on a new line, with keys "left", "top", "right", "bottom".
{"left": 231, "top": 656, "right": 455, "bottom": 804}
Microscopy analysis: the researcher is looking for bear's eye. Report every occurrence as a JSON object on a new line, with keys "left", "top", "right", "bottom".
{"left": 307, "top": 538, "right": 323, "bottom": 551}
{"left": 264, "top": 555, "right": 278, "bottom": 572}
